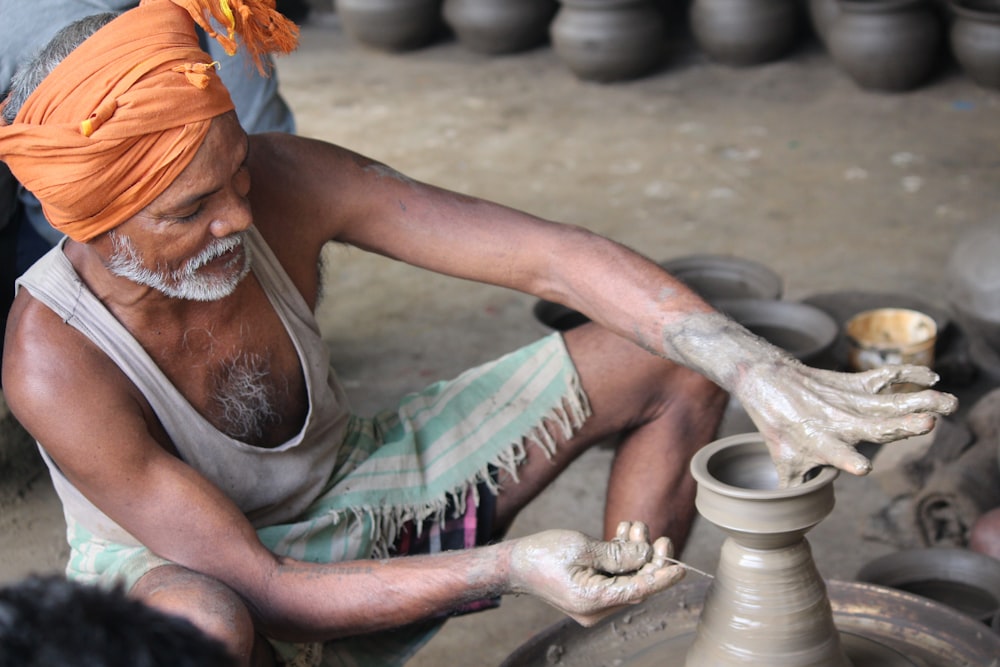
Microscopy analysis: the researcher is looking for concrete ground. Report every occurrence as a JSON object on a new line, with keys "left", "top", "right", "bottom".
{"left": 2, "top": 5, "right": 1000, "bottom": 665}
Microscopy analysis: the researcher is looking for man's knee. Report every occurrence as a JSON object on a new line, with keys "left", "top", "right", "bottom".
{"left": 131, "top": 565, "right": 260, "bottom": 664}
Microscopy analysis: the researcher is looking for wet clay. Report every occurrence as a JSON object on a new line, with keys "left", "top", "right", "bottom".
{"left": 685, "top": 433, "right": 851, "bottom": 666}
{"left": 658, "top": 311, "right": 956, "bottom": 486}
{"left": 503, "top": 433, "right": 1000, "bottom": 667}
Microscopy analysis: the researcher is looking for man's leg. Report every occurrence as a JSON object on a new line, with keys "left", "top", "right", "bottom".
{"left": 130, "top": 565, "right": 276, "bottom": 667}
{"left": 493, "top": 323, "right": 728, "bottom": 554}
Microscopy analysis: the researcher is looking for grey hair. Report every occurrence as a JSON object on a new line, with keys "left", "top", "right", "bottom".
{"left": 2, "top": 12, "right": 120, "bottom": 124}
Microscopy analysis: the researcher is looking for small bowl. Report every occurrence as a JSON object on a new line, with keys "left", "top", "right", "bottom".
{"left": 857, "top": 547, "right": 1000, "bottom": 625}
{"left": 659, "top": 254, "right": 783, "bottom": 302}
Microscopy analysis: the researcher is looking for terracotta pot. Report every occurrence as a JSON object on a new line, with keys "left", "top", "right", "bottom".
{"left": 550, "top": 0, "right": 667, "bottom": 82}
{"left": 689, "top": 0, "right": 803, "bottom": 66}
{"left": 827, "top": 0, "right": 943, "bottom": 91}
{"left": 443, "top": 0, "right": 558, "bottom": 54}
{"left": 337, "top": 0, "right": 444, "bottom": 52}
{"left": 949, "top": 0, "right": 1000, "bottom": 89}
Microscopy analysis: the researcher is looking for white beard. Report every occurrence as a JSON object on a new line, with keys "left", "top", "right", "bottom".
{"left": 106, "top": 231, "right": 251, "bottom": 301}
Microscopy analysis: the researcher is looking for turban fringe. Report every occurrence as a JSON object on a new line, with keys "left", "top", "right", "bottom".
{"left": 0, "top": 0, "right": 299, "bottom": 243}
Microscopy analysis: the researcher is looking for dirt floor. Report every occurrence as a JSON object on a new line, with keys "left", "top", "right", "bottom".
{"left": 2, "top": 6, "right": 1000, "bottom": 666}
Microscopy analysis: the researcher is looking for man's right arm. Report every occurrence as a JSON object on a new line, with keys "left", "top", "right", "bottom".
{"left": 2, "top": 295, "right": 682, "bottom": 640}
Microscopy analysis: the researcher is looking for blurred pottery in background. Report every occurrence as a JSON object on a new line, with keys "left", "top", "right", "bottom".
{"left": 443, "top": 0, "right": 558, "bottom": 54}
{"left": 827, "top": 0, "right": 943, "bottom": 91}
{"left": 550, "top": 0, "right": 667, "bottom": 82}
{"left": 809, "top": 0, "right": 842, "bottom": 45}
{"left": 337, "top": 0, "right": 444, "bottom": 51}
{"left": 689, "top": 0, "right": 803, "bottom": 65}
{"left": 949, "top": 0, "right": 1000, "bottom": 89}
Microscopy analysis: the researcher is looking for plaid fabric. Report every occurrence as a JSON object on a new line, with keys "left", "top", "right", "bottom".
{"left": 392, "top": 478, "right": 501, "bottom": 617}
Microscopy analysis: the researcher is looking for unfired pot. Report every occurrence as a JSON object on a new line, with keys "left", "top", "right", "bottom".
{"left": 689, "top": 0, "right": 803, "bottom": 66}
{"left": 337, "top": 0, "right": 444, "bottom": 52}
{"left": 809, "top": 0, "right": 842, "bottom": 44}
{"left": 949, "top": 0, "right": 1000, "bottom": 89}
{"left": 502, "top": 433, "right": 1000, "bottom": 666}
{"left": 443, "top": 0, "right": 558, "bottom": 54}
{"left": 550, "top": 0, "right": 667, "bottom": 82}
{"left": 827, "top": 0, "right": 943, "bottom": 91}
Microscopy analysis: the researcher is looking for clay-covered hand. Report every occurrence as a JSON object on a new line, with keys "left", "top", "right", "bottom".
{"left": 736, "top": 359, "right": 957, "bottom": 486}
{"left": 507, "top": 521, "right": 684, "bottom": 627}
{"left": 662, "top": 312, "right": 958, "bottom": 487}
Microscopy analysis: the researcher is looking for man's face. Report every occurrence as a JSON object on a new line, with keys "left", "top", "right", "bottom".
{"left": 103, "top": 112, "right": 253, "bottom": 301}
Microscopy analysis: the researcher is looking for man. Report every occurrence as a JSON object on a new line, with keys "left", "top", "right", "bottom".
{"left": 0, "top": 1, "right": 957, "bottom": 666}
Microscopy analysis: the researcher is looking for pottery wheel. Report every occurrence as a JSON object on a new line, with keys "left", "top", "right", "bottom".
{"left": 501, "top": 580, "right": 1000, "bottom": 666}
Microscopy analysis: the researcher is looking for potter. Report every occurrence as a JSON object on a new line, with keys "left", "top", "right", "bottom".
{"left": 0, "top": 2, "right": 959, "bottom": 665}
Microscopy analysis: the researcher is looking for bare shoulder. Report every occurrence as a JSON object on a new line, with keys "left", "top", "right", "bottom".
{"left": 246, "top": 133, "right": 405, "bottom": 307}
{"left": 3, "top": 289, "right": 164, "bottom": 470}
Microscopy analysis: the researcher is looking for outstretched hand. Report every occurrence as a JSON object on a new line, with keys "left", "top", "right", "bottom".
{"left": 737, "top": 359, "right": 958, "bottom": 486}
{"left": 661, "top": 311, "right": 958, "bottom": 487}
{"left": 508, "top": 521, "right": 684, "bottom": 627}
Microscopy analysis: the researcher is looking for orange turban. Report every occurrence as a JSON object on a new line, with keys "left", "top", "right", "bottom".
{"left": 0, "top": 0, "right": 298, "bottom": 243}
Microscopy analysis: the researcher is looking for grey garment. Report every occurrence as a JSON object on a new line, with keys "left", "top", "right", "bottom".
{"left": 17, "top": 226, "right": 352, "bottom": 544}
{"left": 0, "top": 0, "right": 296, "bottom": 245}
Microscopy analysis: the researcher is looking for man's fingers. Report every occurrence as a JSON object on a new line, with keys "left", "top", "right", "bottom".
{"left": 856, "top": 364, "right": 940, "bottom": 393}
{"left": 568, "top": 563, "right": 686, "bottom": 627}
{"left": 850, "top": 386, "right": 958, "bottom": 417}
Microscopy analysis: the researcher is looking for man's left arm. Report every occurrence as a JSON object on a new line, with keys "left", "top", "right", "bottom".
{"left": 250, "top": 134, "right": 959, "bottom": 485}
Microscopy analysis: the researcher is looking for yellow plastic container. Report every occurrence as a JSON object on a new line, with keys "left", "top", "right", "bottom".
{"left": 845, "top": 307, "right": 937, "bottom": 372}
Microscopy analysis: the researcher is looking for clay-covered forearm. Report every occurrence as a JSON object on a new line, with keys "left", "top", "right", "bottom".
{"left": 247, "top": 542, "right": 515, "bottom": 642}
{"left": 657, "top": 310, "right": 789, "bottom": 392}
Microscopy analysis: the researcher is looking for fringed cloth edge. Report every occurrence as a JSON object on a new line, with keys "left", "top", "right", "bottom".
{"left": 341, "top": 379, "right": 591, "bottom": 559}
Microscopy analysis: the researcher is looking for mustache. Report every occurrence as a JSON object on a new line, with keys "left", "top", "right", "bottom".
{"left": 186, "top": 233, "right": 246, "bottom": 273}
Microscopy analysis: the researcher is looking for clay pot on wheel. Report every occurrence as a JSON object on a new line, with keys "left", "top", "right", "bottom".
{"left": 689, "top": 0, "right": 803, "bottom": 66}
{"left": 685, "top": 433, "right": 852, "bottom": 666}
{"left": 827, "top": 0, "right": 943, "bottom": 91}
{"left": 550, "top": 0, "right": 667, "bottom": 82}
{"left": 949, "top": 0, "right": 1000, "bottom": 89}
{"left": 337, "top": 0, "right": 444, "bottom": 52}
{"left": 443, "top": 0, "right": 558, "bottom": 54}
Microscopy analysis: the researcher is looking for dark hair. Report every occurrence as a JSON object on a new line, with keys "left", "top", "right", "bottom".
{"left": 2, "top": 13, "right": 119, "bottom": 124}
{"left": 0, "top": 575, "right": 238, "bottom": 667}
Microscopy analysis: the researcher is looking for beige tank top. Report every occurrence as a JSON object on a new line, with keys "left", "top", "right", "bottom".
{"left": 16, "top": 226, "right": 351, "bottom": 546}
